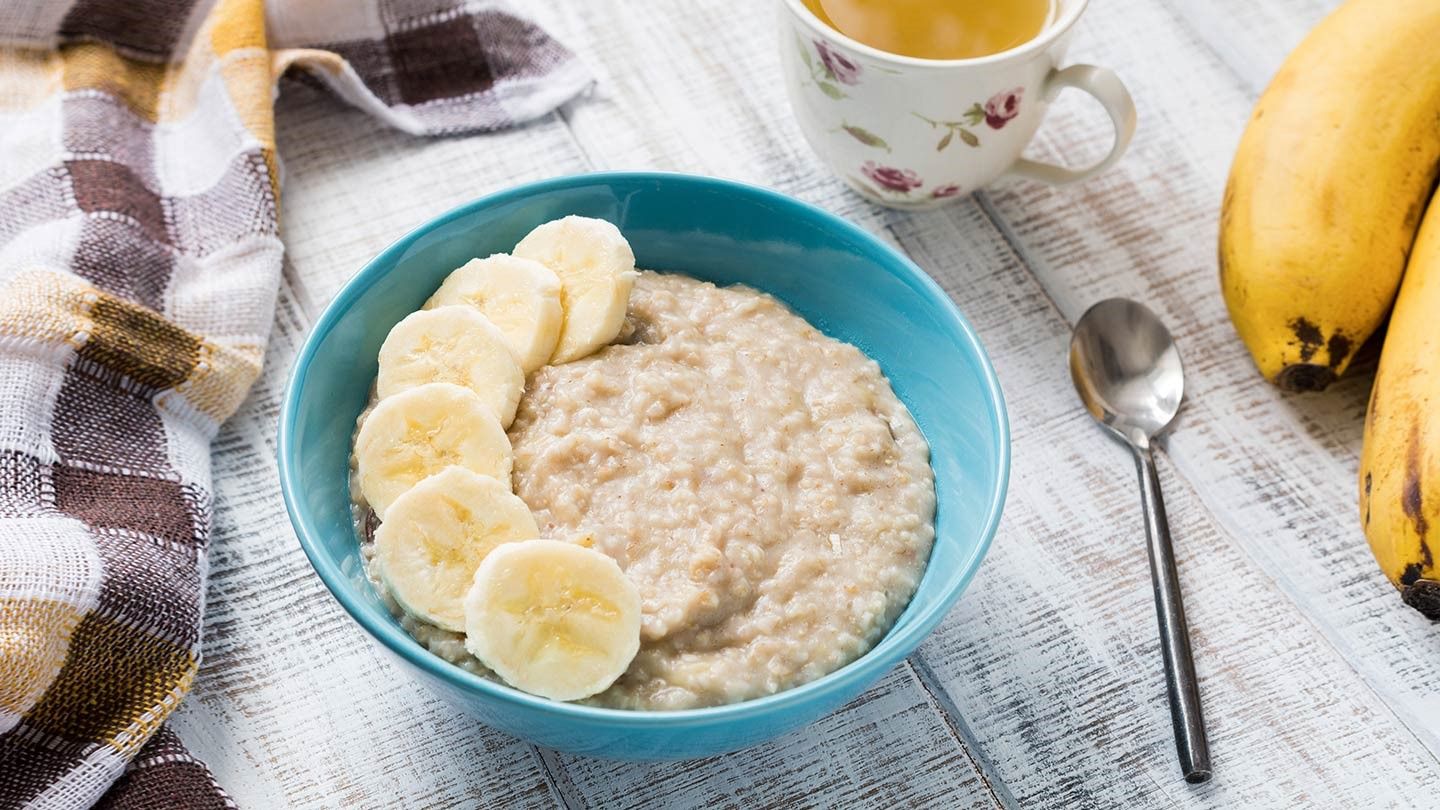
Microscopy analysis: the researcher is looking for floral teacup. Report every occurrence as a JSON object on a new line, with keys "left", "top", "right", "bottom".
{"left": 780, "top": 0, "right": 1136, "bottom": 210}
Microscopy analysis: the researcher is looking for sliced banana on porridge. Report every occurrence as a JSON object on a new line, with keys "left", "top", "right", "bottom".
{"left": 377, "top": 306, "right": 525, "bottom": 427}
{"left": 355, "top": 382, "right": 513, "bottom": 518}
{"left": 425, "top": 254, "right": 563, "bottom": 374}
{"left": 513, "top": 216, "right": 638, "bottom": 364}
{"left": 375, "top": 466, "right": 539, "bottom": 632}
{"left": 464, "top": 539, "right": 642, "bottom": 701}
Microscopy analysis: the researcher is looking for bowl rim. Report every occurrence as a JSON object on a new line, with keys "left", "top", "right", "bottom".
{"left": 278, "top": 171, "right": 1010, "bottom": 725}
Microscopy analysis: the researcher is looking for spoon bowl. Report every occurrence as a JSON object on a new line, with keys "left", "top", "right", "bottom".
{"left": 1069, "top": 298, "right": 1184, "bottom": 448}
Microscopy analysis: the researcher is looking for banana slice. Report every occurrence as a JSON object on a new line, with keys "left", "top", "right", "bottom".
{"left": 513, "top": 216, "right": 638, "bottom": 364}
{"left": 375, "top": 466, "right": 539, "bottom": 632}
{"left": 464, "top": 539, "right": 642, "bottom": 701}
{"left": 355, "top": 382, "right": 513, "bottom": 519}
{"left": 377, "top": 306, "right": 525, "bottom": 428}
{"left": 425, "top": 254, "right": 563, "bottom": 374}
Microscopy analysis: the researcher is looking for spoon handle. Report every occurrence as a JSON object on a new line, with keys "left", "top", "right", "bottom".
{"left": 1133, "top": 445, "right": 1212, "bottom": 784}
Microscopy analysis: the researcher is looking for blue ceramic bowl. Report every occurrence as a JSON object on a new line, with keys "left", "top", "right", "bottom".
{"left": 279, "top": 172, "right": 1009, "bottom": 760}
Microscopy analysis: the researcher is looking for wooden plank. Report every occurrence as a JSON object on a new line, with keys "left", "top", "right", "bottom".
{"left": 1160, "top": 0, "right": 1334, "bottom": 95}
{"left": 179, "top": 80, "right": 1000, "bottom": 807}
{"left": 966, "top": 0, "right": 1440, "bottom": 755}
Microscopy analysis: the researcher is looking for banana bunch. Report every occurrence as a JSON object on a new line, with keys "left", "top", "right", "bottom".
{"left": 1219, "top": 0, "right": 1440, "bottom": 617}
{"left": 356, "top": 216, "right": 647, "bottom": 698}
{"left": 1220, "top": 0, "right": 1440, "bottom": 390}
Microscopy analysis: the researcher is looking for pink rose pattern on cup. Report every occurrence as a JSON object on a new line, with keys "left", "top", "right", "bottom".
{"left": 796, "top": 37, "right": 861, "bottom": 100}
{"left": 861, "top": 162, "right": 922, "bottom": 193}
{"left": 984, "top": 88, "right": 1023, "bottom": 129}
{"left": 815, "top": 40, "right": 863, "bottom": 86}
{"left": 796, "top": 38, "right": 1021, "bottom": 200}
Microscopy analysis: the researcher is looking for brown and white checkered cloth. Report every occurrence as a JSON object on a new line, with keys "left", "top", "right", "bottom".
{"left": 0, "top": 1, "right": 590, "bottom": 807}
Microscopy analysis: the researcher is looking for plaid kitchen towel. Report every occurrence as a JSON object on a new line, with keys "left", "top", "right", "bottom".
{"left": 0, "top": 1, "right": 590, "bottom": 807}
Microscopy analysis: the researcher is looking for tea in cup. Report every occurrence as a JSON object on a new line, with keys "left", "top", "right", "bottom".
{"left": 800, "top": 0, "right": 1055, "bottom": 60}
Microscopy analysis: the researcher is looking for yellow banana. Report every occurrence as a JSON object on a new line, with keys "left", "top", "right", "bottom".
{"left": 1359, "top": 191, "right": 1440, "bottom": 621}
{"left": 1219, "top": 0, "right": 1440, "bottom": 391}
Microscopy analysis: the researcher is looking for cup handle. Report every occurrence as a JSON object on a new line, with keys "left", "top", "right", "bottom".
{"left": 1007, "top": 64, "right": 1137, "bottom": 185}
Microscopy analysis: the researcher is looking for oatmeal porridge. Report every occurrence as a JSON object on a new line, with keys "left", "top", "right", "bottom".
{"left": 356, "top": 270, "right": 935, "bottom": 710}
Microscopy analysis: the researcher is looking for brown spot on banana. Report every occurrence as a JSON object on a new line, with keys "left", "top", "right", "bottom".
{"left": 1290, "top": 317, "right": 1323, "bottom": 361}
{"left": 1364, "top": 472, "right": 1372, "bottom": 527}
{"left": 1325, "top": 332, "right": 1351, "bottom": 371}
{"left": 1404, "top": 193, "right": 1427, "bottom": 233}
{"left": 1397, "top": 419, "right": 1436, "bottom": 620}
{"left": 1402, "top": 419, "right": 1431, "bottom": 542}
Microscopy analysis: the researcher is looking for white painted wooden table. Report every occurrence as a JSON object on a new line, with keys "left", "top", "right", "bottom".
{"left": 169, "top": 0, "right": 1440, "bottom": 806}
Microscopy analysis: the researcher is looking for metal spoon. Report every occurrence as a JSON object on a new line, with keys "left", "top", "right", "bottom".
{"left": 1068, "top": 298, "right": 1212, "bottom": 784}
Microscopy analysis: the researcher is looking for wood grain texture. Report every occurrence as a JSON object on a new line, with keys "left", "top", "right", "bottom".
{"left": 172, "top": 0, "right": 1440, "bottom": 806}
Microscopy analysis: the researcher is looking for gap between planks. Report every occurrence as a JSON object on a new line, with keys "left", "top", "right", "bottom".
{"left": 905, "top": 657, "right": 1021, "bottom": 810}
{"left": 532, "top": 748, "right": 586, "bottom": 810}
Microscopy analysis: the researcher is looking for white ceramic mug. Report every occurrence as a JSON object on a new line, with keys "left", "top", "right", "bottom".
{"left": 780, "top": 0, "right": 1136, "bottom": 210}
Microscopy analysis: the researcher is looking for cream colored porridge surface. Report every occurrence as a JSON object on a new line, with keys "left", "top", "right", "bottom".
{"left": 357, "top": 270, "right": 936, "bottom": 710}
